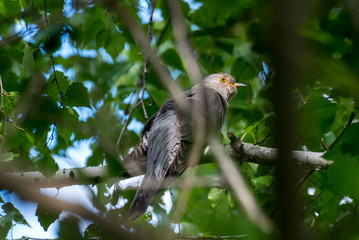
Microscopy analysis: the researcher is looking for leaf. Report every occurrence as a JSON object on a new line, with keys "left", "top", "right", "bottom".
{"left": 0, "top": 211, "right": 14, "bottom": 240}
{"left": 1, "top": 203, "right": 29, "bottom": 226}
{"left": 0, "top": 152, "right": 19, "bottom": 162}
{"left": 22, "top": 43, "right": 35, "bottom": 78}
{"left": 104, "top": 33, "right": 124, "bottom": 61}
{"left": 64, "top": 82, "right": 91, "bottom": 107}
{"left": 297, "top": 96, "right": 337, "bottom": 150}
{"left": 161, "top": 49, "right": 183, "bottom": 70}
{"left": 36, "top": 203, "right": 61, "bottom": 231}
{"left": 33, "top": 0, "right": 64, "bottom": 14}
{"left": 47, "top": 71, "right": 71, "bottom": 100}
{"left": 58, "top": 215, "right": 82, "bottom": 240}
{"left": 36, "top": 151, "right": 59, "bottom": 178}
{"left": 208, "top": 188, "right": 234, "bottom": 216}
{"left": 321, "top": 123, "right": 359, "bottom": 199}
{"left": 0, "top": 0, "right": 21, "bottom": 18}
{"left": 251, "top": 175, "right": 273, "bottom": 191}
{"left": 86, "top": 144, "right": 104, "bottom": 166}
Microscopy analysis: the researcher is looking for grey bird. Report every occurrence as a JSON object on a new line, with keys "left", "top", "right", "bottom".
{"left": 124, "top": 73, "right": 246, "bottom": 220}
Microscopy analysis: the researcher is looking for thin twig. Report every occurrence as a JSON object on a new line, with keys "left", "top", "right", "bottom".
{"left": 176, "top": 235, "right": 248, "bottom": 239}
{"left": 254, "top": 132, "right": 272, "bottom": 145}
{"left": 44, "top": 0, "right": 63, "bottom": 105}
{"left": 321, "top": 137, "right": 328, "bottom": 151}
{"left": 170, "top": 189, "right": 181, "bottom": 238}
{"left": 117, "top": 101, "right": 141, "bottom": 146}
{"left": 139, "top": 0, "right": 157, "bottom": 120}
{"left": 156, "top": 14, "right": 171, "bottom": 47}
{"left": 210, "top": 137, "right": 273, "bottom": 233}
{"left": 303, "top": 191, "right": 323, "bottom": 211}
{"left": 145, "top": 88, "right": 158, "bottom": 109}
{"left": 46, "top": 124, "right": 57, "bottom": 147}
{"left": 0, "top": 75, "right": 7, "bottom": 153}
{"left": 329, "top": 111, "right": 356, "bottom": 150}
{"left": 294, "top": 170, "right": 314, "bottom": 190}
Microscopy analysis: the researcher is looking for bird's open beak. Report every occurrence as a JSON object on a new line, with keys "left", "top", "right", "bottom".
{"left": 233, "top": 83, "right": 247, "bottom": 88}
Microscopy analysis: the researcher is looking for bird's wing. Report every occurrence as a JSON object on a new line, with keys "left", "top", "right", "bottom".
{"left": 122, "top": 112, "right": 158, "bottom": 176}
{"left": 128, "top": 97, "right": 193, "bottom": 220}
{"left": 128, "top": 88, "right": 228, "bottom": 220}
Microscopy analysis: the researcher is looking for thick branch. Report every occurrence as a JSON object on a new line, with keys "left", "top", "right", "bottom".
{"left": 4, "top": 142, "right": 332, "bottom": 189}
{"left": 235, "top": 142, "right": 332, "bottom": 170}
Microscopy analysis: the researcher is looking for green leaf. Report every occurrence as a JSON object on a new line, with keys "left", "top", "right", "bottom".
{"left": 1, "top": 203, "right": 29, "bottom": 226}
{"left": 0, "top": 152, "right": 19, "bottom": 162}
{"left": 251, "top": 175, "right": 273, "bottom": 191}
{"left": 0, "top": 0, "right": 21, "bottom": 18}
{"left": 36, "top": 151, "right": 59, "bottom": 178}
{"left": 47, "top": 71, "right": 71, "bottom": 100}
{"left": 33, "top": 0, "right": 64, "bottom": 14}
{"left": 64, "top": 82, "right": 91, "bottom": 107}
{"left": 36, "top": 204, "right": 61, "bottom": 231}
{"left": 161, "top": 49, "right": 183, "bottom": 70}
{"left": 321, "top": 123, "right": 359, "bottom": 200}
{"left": 87, "top": 144, "right": 104, "bottom": 166}
{"left": 0, "top": 211, "right": 14, "bottom": 240}
{"left": 208, "top": 188, "right": 235, "bottom": 216}
{"left": 58, "top": 215, "right": 82, "bottom": 240}
{"left": 22, "top": 43, "right": 35, "bottom": 78}
{"left": 297, "top": 96, "right": 337, "bottom": 150}
{"left": 104, "top": 33, "right": 124, "bottom": 61}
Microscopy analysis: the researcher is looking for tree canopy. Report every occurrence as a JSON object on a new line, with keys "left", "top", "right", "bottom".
{"left": 0, "top": 0, "right": 358, "bottom": 239}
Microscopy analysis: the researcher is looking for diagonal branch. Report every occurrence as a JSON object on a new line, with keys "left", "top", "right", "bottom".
{"left": 110, "top": 1, "right": 183, "bottom": 99}
{"left": 139, "top": 0, "right": 158, "bottom": 119}
{"left": 0, "top": 171, "right": 156, "bottom": 240}
{"left": 210, "top": 137, "right": 274, "bottom": 233}
{"left": 44, "top": 0, "right": 63, "bottom": 105}
{"left": 117, "top": 101, "right": 141, "bottom": 146}
{"left": 0, "top": 75, "right": 7, "bottom": 153}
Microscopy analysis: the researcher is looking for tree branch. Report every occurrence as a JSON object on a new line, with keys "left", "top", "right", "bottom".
{"left": 44, "top": 0, "right": 63, "bottom": 105}
{"left": 0, "top": 171, "right": 157, "bottom": 240}
{"left": 0, "top": 75, "right": 7, "bottom": 153}
{"left": 4, "top": 142, "right": 332, "bottom": 187}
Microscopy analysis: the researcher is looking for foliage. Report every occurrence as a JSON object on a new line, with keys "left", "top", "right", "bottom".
{"left": 0, "top": 0, "right": 358, "bottom": 239}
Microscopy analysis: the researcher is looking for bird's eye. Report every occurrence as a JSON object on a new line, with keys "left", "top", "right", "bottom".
{"left": 219, "top": 77, "right": 227, "bottom": 83}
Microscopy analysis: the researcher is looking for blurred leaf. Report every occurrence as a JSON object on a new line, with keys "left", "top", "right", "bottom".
{"left": 64, "top": 82, "right": 91, "bottom": 107}
{"left": 2, "top": 202, "right": 29, "bottom": 226}
{"left": 47, "top": 71, "right": 71, "bottom": 99}
{"left": 36, "top": 151, "right": 59, "bottom": 178}
{"left": 0, "top": 152, "right": 18, "bottom": 162}
{"left": 22, "top": 43, "right": 35, "bottom": 78}
{"left": 104, "top": 34, "right": 124, "bottom": 61}
{"left": 0, "top": 0, "right": 21, "bottom": 18}
{"left": 251, "top": 175, "right": 273, "bottom": 191}
{"left": 297, "top": 96, "right": 337, "bottom": 150}
{"left": 58, "top": 215, "right": 82, "bottom": 240}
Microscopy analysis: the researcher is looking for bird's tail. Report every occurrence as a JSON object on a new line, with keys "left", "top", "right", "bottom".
{"left": 128, "top": 177, "right": 161, "bottom": 221}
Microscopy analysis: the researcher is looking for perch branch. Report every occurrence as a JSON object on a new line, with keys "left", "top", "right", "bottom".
{"left": 4, "top": 141, "right": 333, "bottom": 189}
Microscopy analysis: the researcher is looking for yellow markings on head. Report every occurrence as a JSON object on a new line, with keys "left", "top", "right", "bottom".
{"left": 219, "top": 76, "right": 227, "bottom": 83}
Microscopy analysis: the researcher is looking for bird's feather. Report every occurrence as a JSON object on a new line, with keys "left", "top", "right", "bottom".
{"left": 128, "top": 74, "right": 238, "bottom": 220}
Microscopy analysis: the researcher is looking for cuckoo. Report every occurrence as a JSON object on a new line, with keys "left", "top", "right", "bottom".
{"left": 124, "top": 73, "right": 246, "bottom": 220}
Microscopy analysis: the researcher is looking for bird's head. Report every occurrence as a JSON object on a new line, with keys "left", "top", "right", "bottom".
{"left": 203, "top": 73, "right": 246, "bottom": 101}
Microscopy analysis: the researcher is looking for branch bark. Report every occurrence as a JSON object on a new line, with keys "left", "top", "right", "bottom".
{"left": 4, "top": 142, "right": 332, "bottom": 189}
